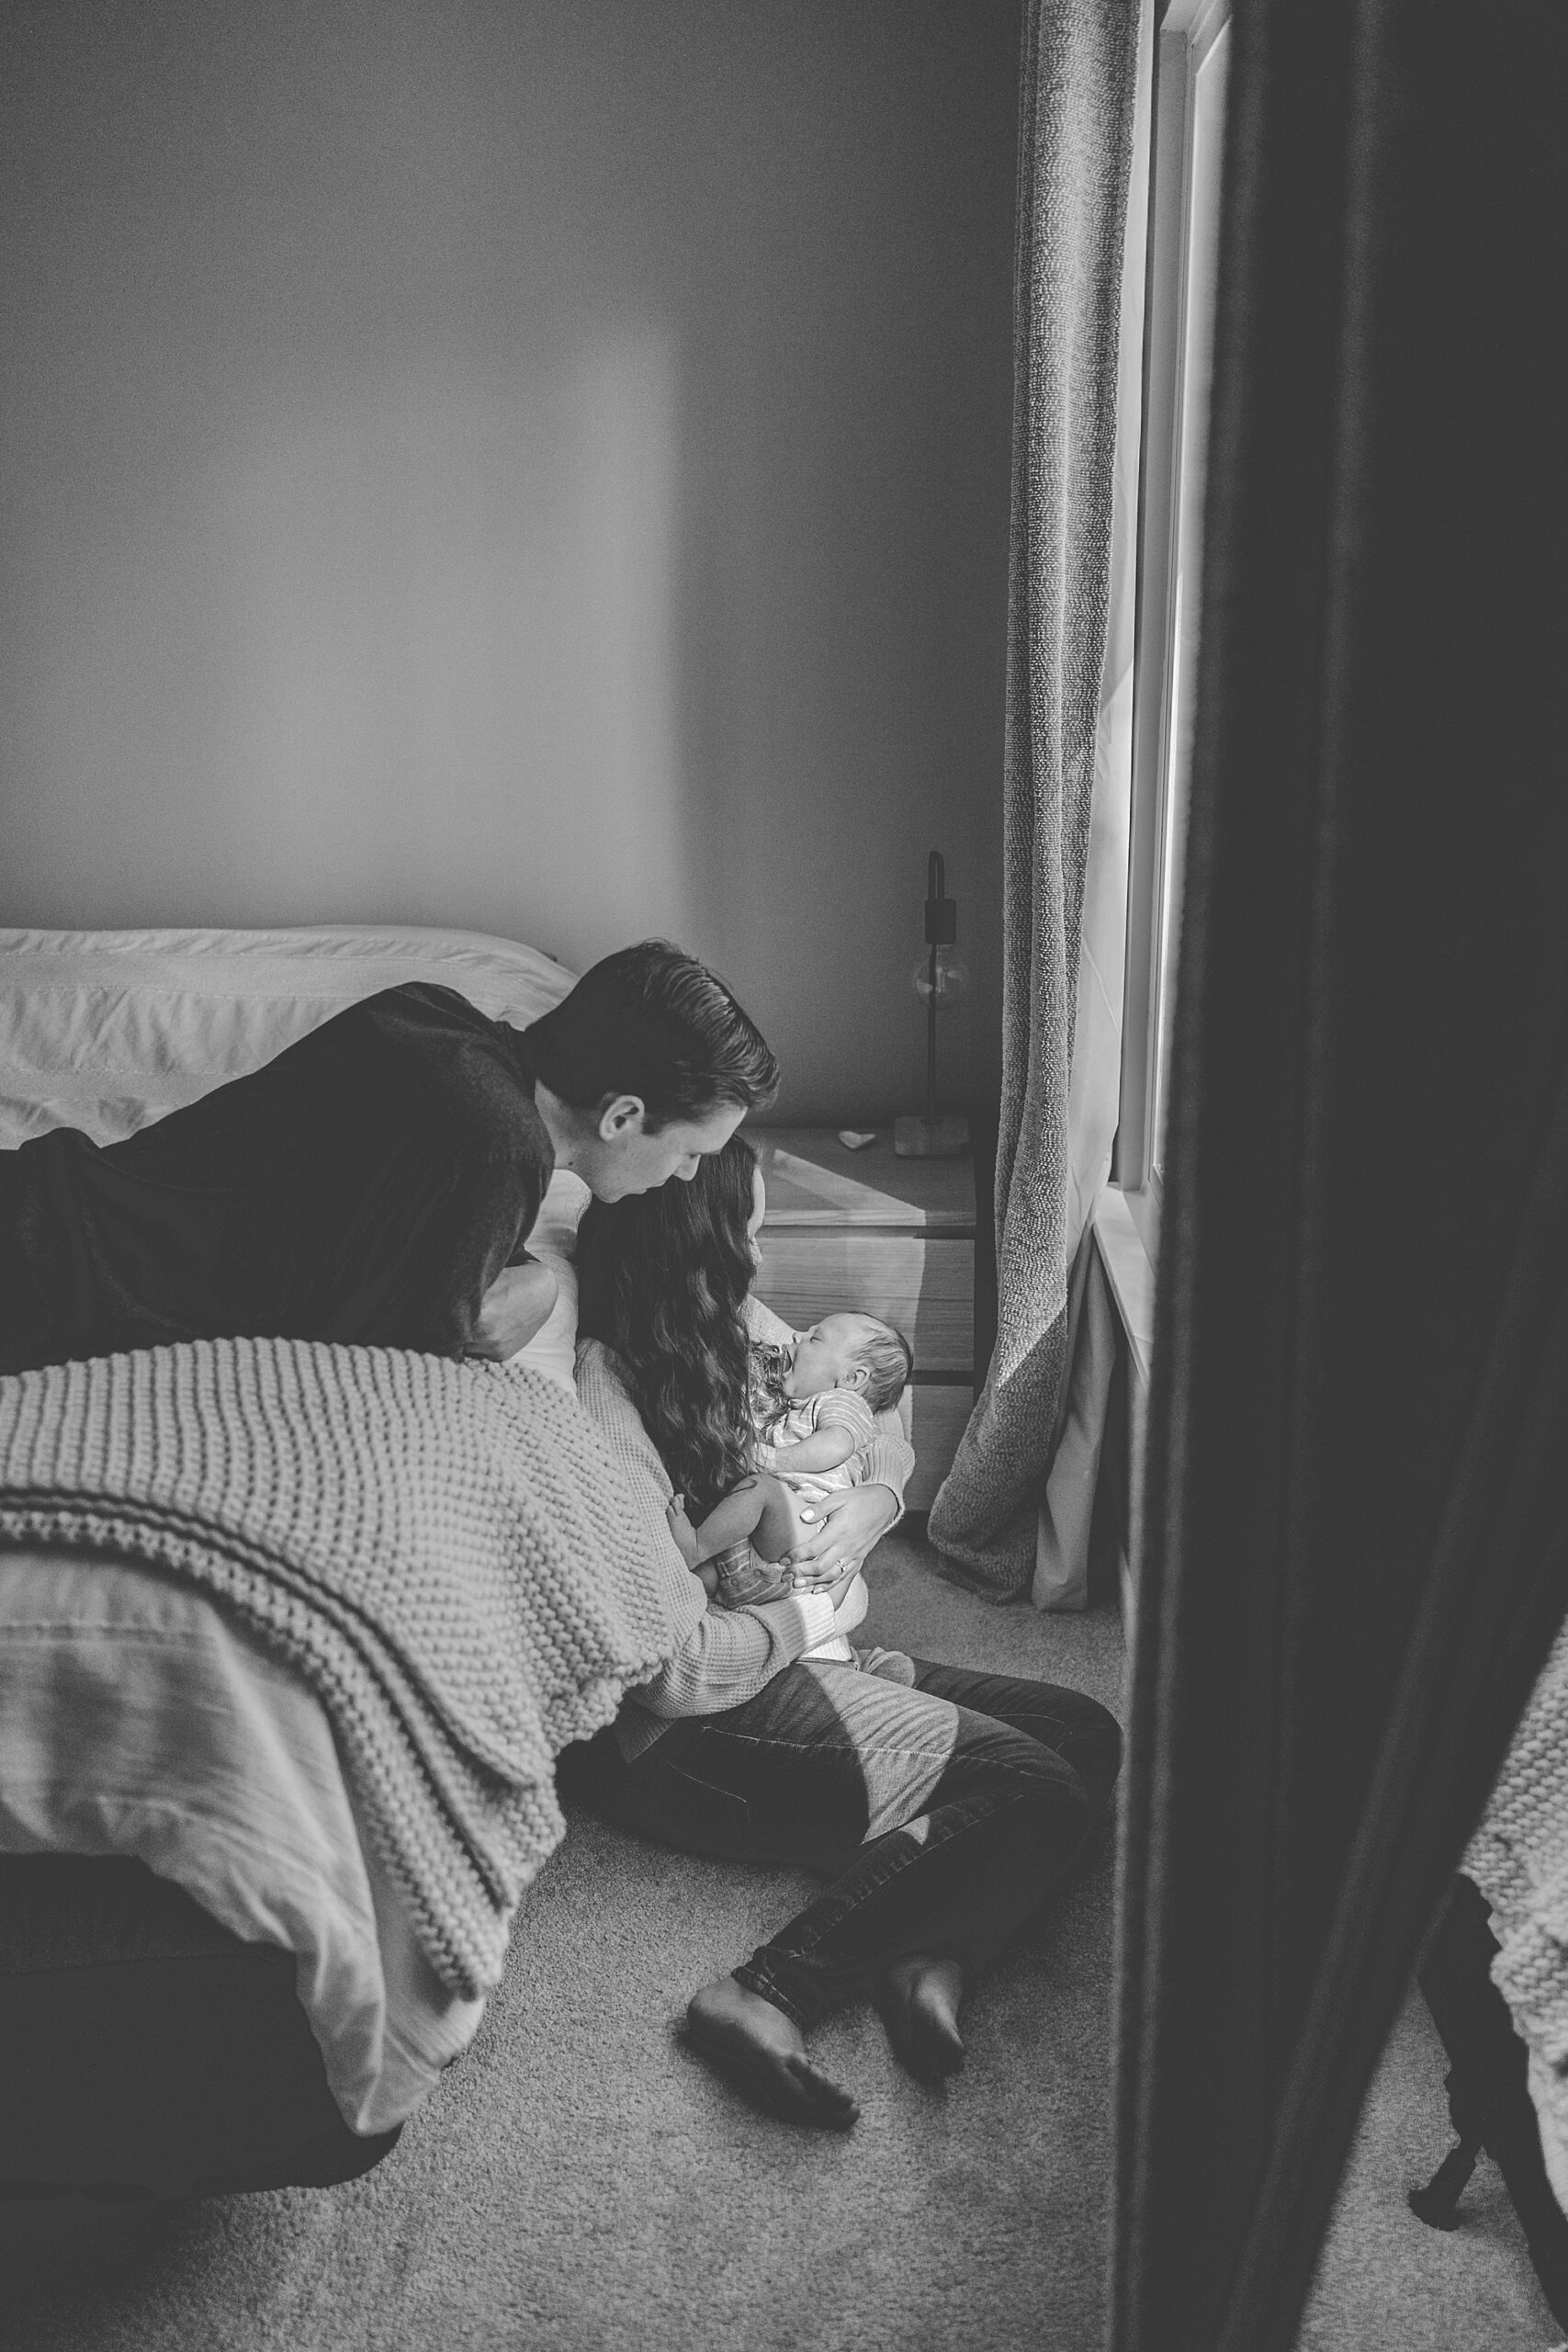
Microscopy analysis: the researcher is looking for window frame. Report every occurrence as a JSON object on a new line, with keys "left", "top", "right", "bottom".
{"left": 1116, "top": 0, "right": 1232, "bottom": 1263}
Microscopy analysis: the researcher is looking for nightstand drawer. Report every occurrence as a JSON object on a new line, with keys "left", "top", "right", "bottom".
{"left": 755, "top": 1234, "right": 975, "bottom": 1375}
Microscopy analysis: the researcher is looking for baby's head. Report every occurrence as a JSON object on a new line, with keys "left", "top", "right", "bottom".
{"left": 784, "top": 1312, "right": 913, "bottom": 1413}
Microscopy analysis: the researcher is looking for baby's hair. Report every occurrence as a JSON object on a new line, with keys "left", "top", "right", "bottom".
{"left": 852, "top": 1317, "right": 914, "bottom": 1414}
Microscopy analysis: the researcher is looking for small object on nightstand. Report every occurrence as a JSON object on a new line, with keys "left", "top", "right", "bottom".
{"left": 896, "top": 849, "right": 971, "bottom": 1159}
{"left": 838, "top": 1130, "right": 876, "bottom": 1151}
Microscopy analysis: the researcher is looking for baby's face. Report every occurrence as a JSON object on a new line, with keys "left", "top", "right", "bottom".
{"left": 784, "top": 1313, "right": 869, "bottom": 1399}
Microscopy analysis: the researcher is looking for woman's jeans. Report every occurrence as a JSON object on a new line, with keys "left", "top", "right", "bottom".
{"left": 558, "top": 1658, "right": 1122, "bottom": 2030}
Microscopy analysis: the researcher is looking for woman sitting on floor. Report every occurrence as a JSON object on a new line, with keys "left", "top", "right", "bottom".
{"left": 566, "top": 1133, "right": 1122, "bottom": 2130}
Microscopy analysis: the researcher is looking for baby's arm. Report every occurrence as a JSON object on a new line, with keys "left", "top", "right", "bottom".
{"left": 768, "top": 1388, "right": 876, "bottom": 1479}
{"left": 766, "top": 1424, "right": 858, "bottom": 1476}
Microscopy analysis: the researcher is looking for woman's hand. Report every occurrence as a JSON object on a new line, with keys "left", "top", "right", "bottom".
{"left": 784, "top": 1485, "right": 899, "bottom": 1586}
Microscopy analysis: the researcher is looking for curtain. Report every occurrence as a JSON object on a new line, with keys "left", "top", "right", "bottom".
{"left": 928, "top": 0, "right": 1144, "bottom": 1602}
{"left": 1110, "top": 5, "right": 1568, "bottom": 2347}
{"left": 1032, "top": 0, "right": 1153, "bottom": 1612}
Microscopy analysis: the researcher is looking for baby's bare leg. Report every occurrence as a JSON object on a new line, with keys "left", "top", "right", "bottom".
{"left": 666, "top": 1496, "right": 721, "bottom": 1595}
{"left": 749, "top": 1476, "right": 812, "bottom": 1563}
{"left": 694, "top": 1473, "right": 810, "bottom": 1566}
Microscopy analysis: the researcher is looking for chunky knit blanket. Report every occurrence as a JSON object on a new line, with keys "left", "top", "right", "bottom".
{"left": 0, "top": 1338, "right": 686, "bottom": 1999}
{"left": 1464, "top": 1615, "right": 1568, "bottom": 2168}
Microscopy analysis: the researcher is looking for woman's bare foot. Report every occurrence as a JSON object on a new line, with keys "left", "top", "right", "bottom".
{"left": 685, "top": 1976, "right": 859, "bottom": 2130}
{"left": 877, "top": 1956, "right": 966, "bottom": 2083}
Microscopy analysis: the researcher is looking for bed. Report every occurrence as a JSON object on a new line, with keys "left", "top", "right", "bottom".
{"left": 1410, "top": 1617, "right": 1568, "bottom": 2325}
{"left": 0, "top": 923, "right": 614, "bottom": 2199}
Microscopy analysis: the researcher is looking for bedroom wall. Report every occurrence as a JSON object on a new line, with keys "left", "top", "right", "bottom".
{"left": 0, "top": 0, "right": 1018, "bottom": 1125}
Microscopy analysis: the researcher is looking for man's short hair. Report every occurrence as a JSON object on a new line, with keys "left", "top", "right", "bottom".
{"left": 523, "top": 940, "right": 780, "bottom": 1130}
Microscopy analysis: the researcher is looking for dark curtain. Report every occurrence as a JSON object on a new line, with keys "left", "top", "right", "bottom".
{"left": 1110, "top": 5, "right": 1568, "bottom": 2349}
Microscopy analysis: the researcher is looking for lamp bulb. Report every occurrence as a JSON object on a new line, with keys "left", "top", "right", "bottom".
{"left": 912, "top": 947, "right": 971, "bottom": 1010}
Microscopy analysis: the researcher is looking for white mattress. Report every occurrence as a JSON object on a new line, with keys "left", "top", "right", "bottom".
{"left": 0, "top": 922, "right": 588, "bottom": 2132}
{"left": 0, "top": 921, "right": 575, "bottom": 1144}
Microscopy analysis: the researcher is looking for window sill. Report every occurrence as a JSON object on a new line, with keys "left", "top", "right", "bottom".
{"left": 1093, "top": 1184, "right": 1156, "bottom": 1393}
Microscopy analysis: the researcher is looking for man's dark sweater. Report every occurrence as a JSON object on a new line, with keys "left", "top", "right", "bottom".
{"left": 0, "top": 984, "right": 555, "bottom": 1374}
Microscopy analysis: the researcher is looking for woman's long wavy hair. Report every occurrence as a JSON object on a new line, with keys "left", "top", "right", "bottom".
{"left": 575, "top": 1132, "right": 759, "bottom": 1517}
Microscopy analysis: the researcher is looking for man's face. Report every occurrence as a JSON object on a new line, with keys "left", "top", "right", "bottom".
{"left": 583, "top": 1098, "right": 746, "bottom": 1202}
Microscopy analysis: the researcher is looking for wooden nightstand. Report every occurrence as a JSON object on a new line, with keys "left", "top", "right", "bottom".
{"left": 748, "top": 1127, "right": 977, "bottom": 1512}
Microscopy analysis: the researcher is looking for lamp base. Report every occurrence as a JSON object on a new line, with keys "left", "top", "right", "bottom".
{"left": 894, "top": 1114, "right": 971, "bottom": 1159}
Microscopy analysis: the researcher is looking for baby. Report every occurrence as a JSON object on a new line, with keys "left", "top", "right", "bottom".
{"left": 667, "top": 1310, "right": 913, "bottom": 1653}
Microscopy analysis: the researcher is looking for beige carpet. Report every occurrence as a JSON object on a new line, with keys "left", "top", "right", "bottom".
{"left": 0, "top": 1534, "right": 1559, "bottom": 2349}
{"left": 0, "top": 1535, "right": 1122, "bottom": 2351}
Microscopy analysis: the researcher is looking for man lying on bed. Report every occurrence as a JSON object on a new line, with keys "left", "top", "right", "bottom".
{"left": 0, "top": 937, "right": 772, "bottom": 1374}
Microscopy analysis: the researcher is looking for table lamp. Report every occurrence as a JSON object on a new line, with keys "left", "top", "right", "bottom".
{"left": 895, "top": 850, "right": 971, "bottom": 1158}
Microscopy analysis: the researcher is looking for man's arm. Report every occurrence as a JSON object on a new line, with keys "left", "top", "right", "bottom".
{"left": 467, "top": 1255, "right": 558, "bottom": 1360}
{"left": 348, "top": 988, "right": 557, "bottom": 1355}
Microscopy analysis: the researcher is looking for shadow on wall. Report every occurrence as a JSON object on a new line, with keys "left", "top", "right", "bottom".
{"left": 17, "top": 335, "right": 694, "bottom": 963}
{"left": 0, "top": 0, "right": 1017, "bottom": 1123}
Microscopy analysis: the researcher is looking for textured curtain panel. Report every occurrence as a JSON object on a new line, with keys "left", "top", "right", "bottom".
{"left": 1110, "top": 5, "right": 1568, "bottom": 2349}
{"left": 929, "top": 0, "right": 1142, "bottom": 1600}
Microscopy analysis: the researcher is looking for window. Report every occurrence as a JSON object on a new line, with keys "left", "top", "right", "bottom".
{"left": 1117, "top": 0, "right": 1231, "bottom": 1257}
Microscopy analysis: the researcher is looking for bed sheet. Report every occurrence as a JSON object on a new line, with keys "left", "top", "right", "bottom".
{"left": 0, "top": 1548, "right": 486, "bottom": 2136}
